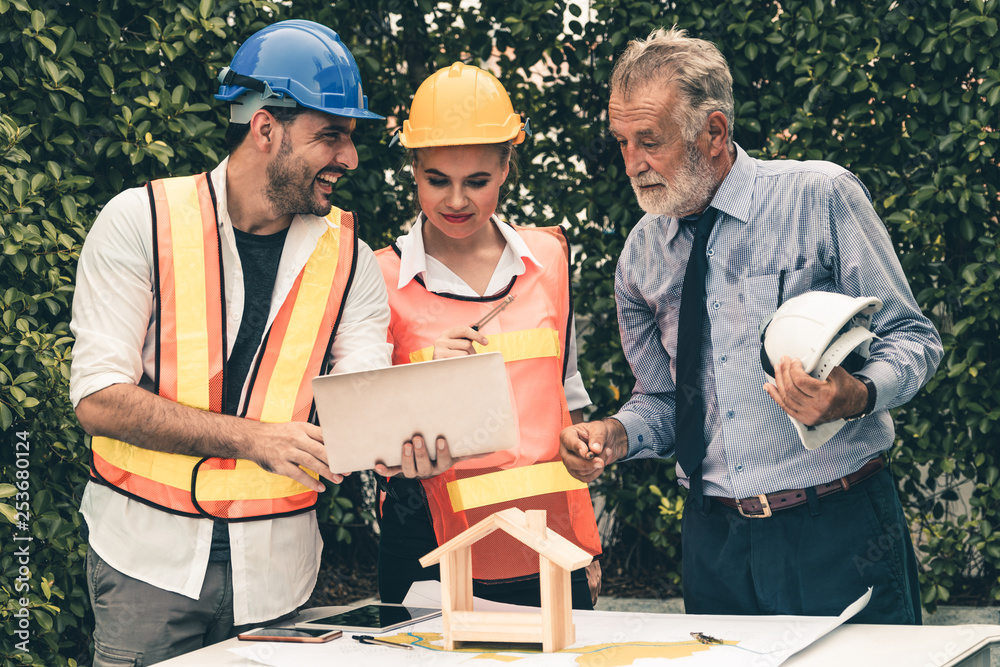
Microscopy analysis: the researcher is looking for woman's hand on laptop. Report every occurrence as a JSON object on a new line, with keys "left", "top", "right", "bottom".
{"left": 375, "top": 434, "right": 455, "bottom": 479}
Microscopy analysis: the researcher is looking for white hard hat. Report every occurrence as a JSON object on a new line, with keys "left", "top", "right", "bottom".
{"left": 759, "top": 291, "right": 882, "bottom": 450}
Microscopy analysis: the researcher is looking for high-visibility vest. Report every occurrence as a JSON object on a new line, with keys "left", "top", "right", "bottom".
{"left": 89, "top": 173, "right": 357, "bottom": 521}
{"left": 375, "top": 225, "right": 601, "bottom": 581}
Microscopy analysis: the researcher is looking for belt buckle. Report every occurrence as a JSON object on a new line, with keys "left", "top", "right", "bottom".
{"left": 737, "top": 494, "right": 772, "bottom": 519}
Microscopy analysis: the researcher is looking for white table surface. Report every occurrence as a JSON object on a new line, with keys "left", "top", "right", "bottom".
{"left": 155, "top": 605, "right": 1000, "bottom": 667}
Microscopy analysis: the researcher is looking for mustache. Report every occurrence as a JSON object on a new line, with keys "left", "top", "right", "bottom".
{"left": 631, "top": 174, "right": 668, "bottom": 187}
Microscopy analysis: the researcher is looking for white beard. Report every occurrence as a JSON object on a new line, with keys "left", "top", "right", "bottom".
{"left": 631, "top": 143, "right": 719, "bottom": 217}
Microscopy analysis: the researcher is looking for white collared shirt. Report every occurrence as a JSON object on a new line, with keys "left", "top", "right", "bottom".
{"left": 70, "top": 159, "right": 393, "bottom": 624}
{"left": 393, "top": 215, "right": 591, "bottom": 411}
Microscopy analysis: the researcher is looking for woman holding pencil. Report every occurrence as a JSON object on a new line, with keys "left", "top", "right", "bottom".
{"left": 373, "top": 62, "right": 601, "bottom": 609}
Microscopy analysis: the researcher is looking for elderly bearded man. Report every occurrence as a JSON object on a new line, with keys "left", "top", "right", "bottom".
{"left": 560, "top": 27, "right": 941, "bottom": 624}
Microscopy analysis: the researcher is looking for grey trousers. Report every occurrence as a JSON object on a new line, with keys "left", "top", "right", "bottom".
{"left": 86, "top": 546, "right": 294, "bottom": 666}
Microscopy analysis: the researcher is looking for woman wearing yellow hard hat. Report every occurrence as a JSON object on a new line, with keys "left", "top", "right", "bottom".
{"left": 372, "top": 62, "right": 602, "bottom": 609}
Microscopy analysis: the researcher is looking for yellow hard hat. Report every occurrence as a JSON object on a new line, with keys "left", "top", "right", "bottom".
{"left": 399, "top": 62, "right": 526, "bottom": 148}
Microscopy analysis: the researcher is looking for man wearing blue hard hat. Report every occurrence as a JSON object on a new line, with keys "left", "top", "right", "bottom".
{"left": 70, "top": 20, "right": 391, "bottom": 664}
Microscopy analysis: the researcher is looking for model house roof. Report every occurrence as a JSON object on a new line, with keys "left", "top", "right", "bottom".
{"left": 418, "top": 507, "right": 592, "bottom": 572}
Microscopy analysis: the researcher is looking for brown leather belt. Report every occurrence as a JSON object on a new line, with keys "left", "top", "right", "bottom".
{"left": 712, "top": 457, "right": 885, "bottom": 518}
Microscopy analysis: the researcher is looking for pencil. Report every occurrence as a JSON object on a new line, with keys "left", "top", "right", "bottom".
{"left": 470, "top": 294, "right": 516, "bottom": 331}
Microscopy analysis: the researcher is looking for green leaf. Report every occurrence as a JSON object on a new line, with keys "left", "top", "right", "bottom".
{"left": 177, "top": 69, "right": 196, "bottom": 90}
{"left": 98, "top": 63, "right": 114, "bottom": 88}
{"left": 36, "top": 34, "right": 57, "bottom": 53}
{"left": 69, "top": 102, "right": 85, "bottom": 126}
{"left": 987, "top": 86, "right": 1000, "bottom": 107}
{"left": 0, "top": 502, "right": 17, "bottom": 525}
{"left": 950, "top": 317, "right": 973, "bottom": 338}
{"left": 33, "top": 609, "right": 54, "bottom": 632}
{"left": 61, "top": 195, "right": 78, "bottom": 221}
{"left": 0, "top": 484, "right": 16, "bottom": 498}
{"left": 13, "top": 179, "right": 28, "bottom": 204}
{"left": 30, "top": 9, "right": 44, "bottom": 31}
{"left": 959, "top": 217, "right": 974, "bottom": 242}
{"left": 953, "top": 12, "right": 982, "bottom": 29}
{"left": 55, "top": 26, "right": 76, "bottom": 59}
{"left": 96, "top": 13, "right": 120, "bottom": 39}
{"left": 0, "top": 402, "right": 14, "bottom": 431}
{"left": 198, "top": 0, "right": 214, "bottom": 19}
{"left": 10, "top": 253, "right": 27, "bottom": 273}
{"left": 13, "top": 371, "right": 37, "bottom": 384}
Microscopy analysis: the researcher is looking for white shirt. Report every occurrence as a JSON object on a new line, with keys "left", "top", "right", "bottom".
{"left": 70, "top": 159, "right": 392, "bottom": 624}
{"left": 393, "top": 215, "right": 591, "bottom": 411}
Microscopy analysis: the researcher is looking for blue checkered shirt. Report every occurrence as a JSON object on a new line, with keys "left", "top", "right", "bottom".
{"left": 613, "top": 145, "right": 943, "bottom": 498}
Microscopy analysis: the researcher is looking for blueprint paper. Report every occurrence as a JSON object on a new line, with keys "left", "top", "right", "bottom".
{"left": 229, "top": 588, "right": 872, "bottom": 667}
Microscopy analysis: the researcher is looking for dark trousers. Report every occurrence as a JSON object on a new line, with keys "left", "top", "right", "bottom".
{"left": 377, "top": 477, "right": 593, "bottom": 610}
{"left": 682, "top": 468, "right": 921, "bottom": 624}
{"left": 86, "top": 547, "right": 295, "bottom": 666}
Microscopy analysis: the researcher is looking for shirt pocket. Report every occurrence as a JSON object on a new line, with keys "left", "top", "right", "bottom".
{"left": 742, "top": 266, "right": 814, "bottom": 335}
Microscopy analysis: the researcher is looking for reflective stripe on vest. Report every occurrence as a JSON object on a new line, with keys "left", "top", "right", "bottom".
{"left": 445, "top": 460, "right": 586, "bottom": 511}
{"left": 407, "top": 327, "right": 560, "bottom": 364}
{"left": 375, "top": 225, "right": 601, "bottom": 581}
{"left": 90, "top": 173, "right": 356, "bottom": 521}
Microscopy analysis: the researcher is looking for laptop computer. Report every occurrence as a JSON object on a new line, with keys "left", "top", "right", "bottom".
{"left": 311, "top": 352, "right": 518, "bottom": 474}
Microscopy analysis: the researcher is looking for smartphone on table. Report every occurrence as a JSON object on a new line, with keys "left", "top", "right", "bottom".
{"left": 236, "top": 626, "right": 343, "bottom": 643}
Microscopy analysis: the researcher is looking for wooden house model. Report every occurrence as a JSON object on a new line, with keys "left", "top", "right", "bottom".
{"left": 418, "top": 507, "right": 593, "bottom": 653}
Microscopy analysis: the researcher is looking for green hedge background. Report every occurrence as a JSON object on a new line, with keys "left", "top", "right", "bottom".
{"left": 1, "top": 0, "right": 998, "bottom": 664}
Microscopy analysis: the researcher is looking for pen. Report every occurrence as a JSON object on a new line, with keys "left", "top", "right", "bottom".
{"left": 470, "top": 294, "right": 516, "bottom": 331}
{"left": 352, "top": 634, "right": 414, "bottom": 650}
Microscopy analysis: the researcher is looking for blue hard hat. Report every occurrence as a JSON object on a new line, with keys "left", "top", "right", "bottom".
{"left": 215, "top": 20, "right": 383, "bottom": 120}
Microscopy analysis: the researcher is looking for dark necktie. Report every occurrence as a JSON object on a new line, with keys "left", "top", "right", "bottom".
{"left": 674, "top": 206, "right": 718, "bottom": 509}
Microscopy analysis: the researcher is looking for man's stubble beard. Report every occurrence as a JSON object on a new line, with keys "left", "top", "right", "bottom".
{"left": 264, "top": 134, "right": 333, "bottom": 219}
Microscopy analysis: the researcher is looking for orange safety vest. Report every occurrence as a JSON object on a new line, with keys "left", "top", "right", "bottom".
{"left": 375, "top": 225, "right": 601, "bottom": 582}
{"left": 90, "top": 173, "right": 357, "bottom": 521}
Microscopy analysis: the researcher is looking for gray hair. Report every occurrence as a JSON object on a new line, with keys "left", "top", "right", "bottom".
{"left": 610, "top": 26, "right": 735, "bottom": 150}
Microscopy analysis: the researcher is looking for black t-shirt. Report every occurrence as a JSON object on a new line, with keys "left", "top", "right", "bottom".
{"left": 210, "top": 225, "right": 288, "bottom": 561}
